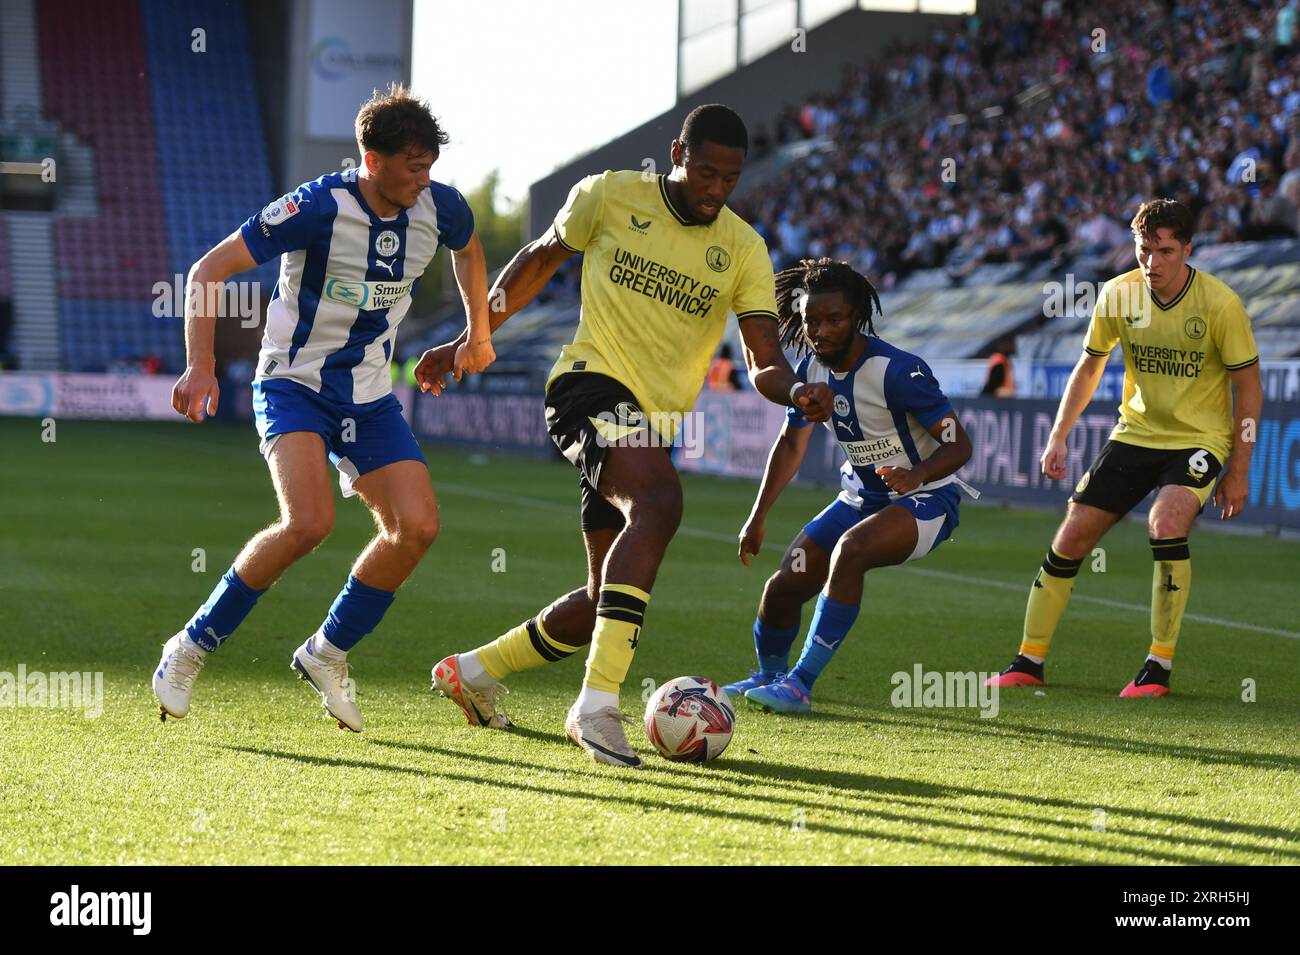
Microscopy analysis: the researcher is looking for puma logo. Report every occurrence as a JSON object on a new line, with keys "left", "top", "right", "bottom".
{"left": 1163, "top": 574, "right": 1180, "bottom": 592}
{"left": 375, "top": 258, "right": 396, "bottom": 276}
{"left": 910, "top": 366, "right": 924, "bottom": 378}
{"left": 629, "top": 628, "right": 640, "bottom": 650}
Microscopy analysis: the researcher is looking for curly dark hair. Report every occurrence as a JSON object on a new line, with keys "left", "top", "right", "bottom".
{"left": 354, "top": 82, "right": 450, "bottom": 157}
{"left": 775, "top": 257, "right": 883, "bottom": 356}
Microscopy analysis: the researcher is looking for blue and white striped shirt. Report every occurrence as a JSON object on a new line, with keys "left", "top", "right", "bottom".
{"left": 788, "top": 337, "right": 957, "bottom": 507}
{"left": 240, "top": 167, "right": 474, "bottom": 405}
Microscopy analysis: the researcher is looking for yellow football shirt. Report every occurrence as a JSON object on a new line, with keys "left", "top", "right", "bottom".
{"left": 547, "top": 170, "right": 778, "bottom": 431}
{"left": 1083, "top": 266, "right": 1259, "bottom": 461}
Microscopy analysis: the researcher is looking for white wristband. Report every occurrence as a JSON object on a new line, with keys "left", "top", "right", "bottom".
{"left": 789, "top": 381, "right": 803, "bottom": 406}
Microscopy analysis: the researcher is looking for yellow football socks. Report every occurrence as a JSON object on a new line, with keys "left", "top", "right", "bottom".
{"left": 476, "top": 614, "right": 583, "bottom": 680}
{"left": 583, "top": 584, "right": 650, "bottom": 694}
{"left": 1020, "top": 547, "right": 1083, "bottom": 660}
{"left": 1149, "top": 537, "right": 1191, "bottom": 665}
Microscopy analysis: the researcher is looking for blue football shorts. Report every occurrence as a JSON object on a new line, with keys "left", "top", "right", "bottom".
{"left": 252, "top": 378, "right": 425, "bottom": 498}
{"left": 801, "top": 483, "right": 961, "bottom": 560}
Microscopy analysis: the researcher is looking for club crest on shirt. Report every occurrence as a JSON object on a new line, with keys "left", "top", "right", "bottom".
{"left": 375, "top": 230, "right": 400, "bottom": 257}
{"left": 1184, "top": 316, "right": 1206, "bottom": 340}
{"left": 706, "top": 246, "right": 730, "bottom": 272}
{"left": 833, "top": 394, "right": 851, "bottom": 417}
{"left": 613, "top": 401, "right": 644, "bottom": 426}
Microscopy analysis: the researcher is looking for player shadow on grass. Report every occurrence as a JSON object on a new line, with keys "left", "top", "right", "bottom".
{"left": 713, "top": 752, "right": 1300, "bottom": 862}
{"left": 357, "top": 738, "right": 1291, "bottom": 864}
{"left": 854, "top": 706, "right": 1300, "bottom": 775}
{"left": 214, "top": 741, "right": 1108, "bottom": 864}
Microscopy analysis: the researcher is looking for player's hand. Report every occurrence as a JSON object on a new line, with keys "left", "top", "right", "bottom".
{"left": 738, "top": 517, "right": 765, "bottom": 566}
{"left": 454, "top": 337, "right": 496, "bottom": 377}
{"left": 413, "top": 342, "right": 460, "bottom": 396}
{"left": 172, "top": 365, "right": 219, "bottom": 422}
{"left": 1213, "top": 464, "right": 1248, "bottom": 520}
{"left": 794, "top": 382, "right": 834, "bottom": 422}
{"left": 1041, "top": 433, "right": 1068, "bottom": 481}
{"left": 875, "top": 465, "right": 922, "bottom": 495}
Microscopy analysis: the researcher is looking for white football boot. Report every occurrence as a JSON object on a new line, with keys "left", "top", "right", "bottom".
{"left": 431, "top": 654, "right": 512, "bottom": 729}
{"left": 291, "top": 637, "right": 363, "bottom": 732}
{"left": 565, "top": 703, "right": 644, "bottom": 769}
{"left": 153, "top": 630, "right": 207, "bottom": 720}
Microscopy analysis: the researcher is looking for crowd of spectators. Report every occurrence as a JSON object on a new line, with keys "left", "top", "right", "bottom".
{"left": 736, "top": 0, "right": 1300, "bottom": 289}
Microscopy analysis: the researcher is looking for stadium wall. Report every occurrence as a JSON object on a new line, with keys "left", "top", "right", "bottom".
{"left": 527, "top": 5, "right": 960, "bottom": 237}
{"left": 7, "top": 363, "right": 1298, "bottom": 530}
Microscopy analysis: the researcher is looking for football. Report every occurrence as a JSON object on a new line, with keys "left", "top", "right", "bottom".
{"left": 643, "top": 676, "right": 736, "bottom": 763}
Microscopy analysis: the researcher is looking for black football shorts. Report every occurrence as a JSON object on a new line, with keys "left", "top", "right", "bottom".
{"left": 544, "top": 372, "right": 655, "bottom": 532}
{"left": 1070, "top": 439, "right": 1222, "bottom": 516}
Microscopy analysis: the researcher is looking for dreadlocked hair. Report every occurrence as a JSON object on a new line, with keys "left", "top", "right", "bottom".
{"left": 775, "top": 257, "right": 883, "bottom": 356}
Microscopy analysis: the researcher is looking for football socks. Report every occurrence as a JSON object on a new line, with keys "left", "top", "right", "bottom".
{"left": 789, "top": 594, "right": 859, "bottom": 688}
{"left": 753, "top": 617, "right": 799, "bottom": 675}
{"left": 475, "top": 613, "right": 582, "bottom": 681}
{"left": 1020, "top": 547, "right": 1083, "bottom": 659}
{"left": 1149, "top": 537, "right": 1191, "bottom": 666}
{"left": 184, "top": 566, "right": 267, "bottom": 652}
{"left": 582, "top": 584, "right": 650, "bottom": 695}
{"left": 318, "top": 575, "right": 394, "bottom": 652}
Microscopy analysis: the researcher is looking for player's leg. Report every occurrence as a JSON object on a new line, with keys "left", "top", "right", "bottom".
{"left": 1121, "top": 478, "right": 1207, "bottom": 697}
{"left": 559, "top": 444, "right": 681, "bottom": 764}
{"left": 986, "top": 501, "right": 1118, "bottom": 687}
{"left": 989, "top": 440, "right": 1160, "bottom": 687}
{"left": 723, "top": 506, "right": 840, "bottom": 696}
{"left": 233, "top": 432, "right": 338, "bottom": 589}
{"left": 537, "top": 519, "right": 621, "bottom": 647}
{"left": 747, "top": 502, "right": 925, "bottom": 713}
{"left": 154, "top": 431, "right": 334, "bottom": 719}
{"left": 290, "top": 395, "right": 432, "bottom": 731}
{"left": 433, "top": 489, "right": 618, "bottom": 728}
{"left": 565, "top": 442, "right": 682, "bottom": 767}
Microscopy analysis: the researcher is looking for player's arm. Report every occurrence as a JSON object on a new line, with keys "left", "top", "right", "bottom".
{"left": 449, "top": 232, "right": 495, "bottom": 377}
{"left": 417, "top": 229, "right": 574, "bottom": 395}
{"left": 1041, "top": 350, "right": 1109, "bottom": 479}
{"left": 876, "top": 415, "right": 973, "bottom": 495}
{"left": 738, "top": 316, "right": 834, "bottom": 422}
{"left": 739, "top": 420, "right": 814, "bottom": 566}
{"left": 172, "top": 230, "right": 258, "bottom": 422}
{"left": 1213, "top": 361, "right": 1263, "bottom": 519}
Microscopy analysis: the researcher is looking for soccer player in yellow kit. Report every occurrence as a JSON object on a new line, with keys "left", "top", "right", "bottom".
{"left": 418, "top": 105, "right": 834, "bottom": 766}
{"left": 988, "top": 199, "right": 1263, "bottom": 697}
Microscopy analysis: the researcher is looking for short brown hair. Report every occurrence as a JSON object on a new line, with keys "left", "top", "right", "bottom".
{"left": 354, "top": 82, "right": 449, "bottom": 157}
{"left": 1130, "top": 198, "right": 1194, "bottom": 244}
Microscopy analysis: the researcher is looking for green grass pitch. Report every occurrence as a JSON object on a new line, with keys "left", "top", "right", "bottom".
{"left": 1, "top": 416, "right": 1297, "bottom": 865}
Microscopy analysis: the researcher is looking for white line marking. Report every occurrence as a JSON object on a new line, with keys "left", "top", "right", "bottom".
{"left": 437, "top": 482, "right": 1300, "bottom": 641}
{"left": 111, "top": 430, "right": 1300, "bottom": 642}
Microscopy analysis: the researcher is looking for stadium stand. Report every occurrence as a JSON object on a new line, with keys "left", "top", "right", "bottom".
{"left": 4, "top": 0, "right": 1298, "bottom": 376}
{"left": 0, "top": 0, "right": 280, "bottom": 372}
{"left": 0, "top": 190, "right": 9, "bottom": 304}
{"left": 140, "top": 1, "right": 278, "bottom": 291}
{"left": 475, "top": 0, "right": 1300, "bottom": 367}
{"left": 737, "top": 0, "right": 1300, "bottom": 282}
{"left": 40, "top": 0, "right": 171, "bottom": 302}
